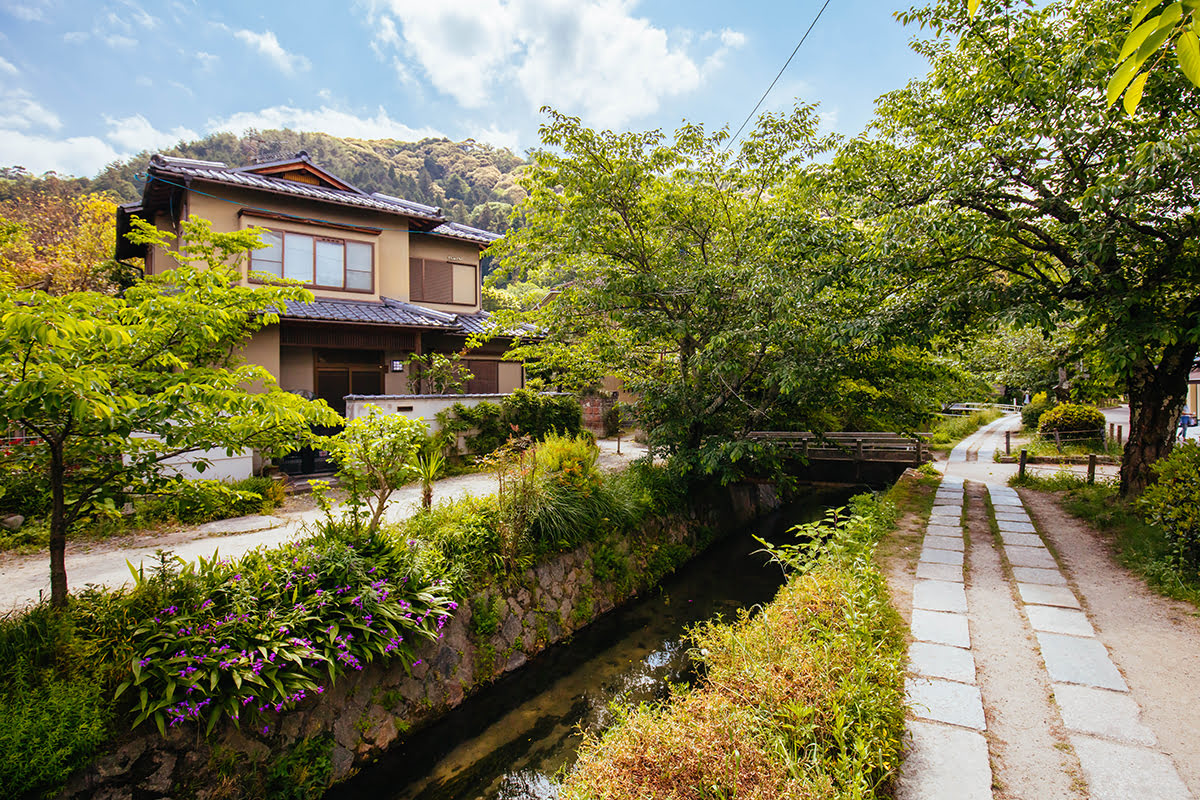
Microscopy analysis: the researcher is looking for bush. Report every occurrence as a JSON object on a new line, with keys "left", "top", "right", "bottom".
{"left": 325, "top": 406, "right": 426, "bottom": 533}
{"left": 1037, "top": 403, "right": 1105, "bottom": 445}
{"left": 0, "top": 665, "right": 111, "bottom": 797}
{"left": 438, "top": 389, "right": 583, "bottom": 456}
{"left": 140, "top": 476, "right": 287, "bottom": 525}
{"left": 1139, "top": 441, "right": 1200, "bottom": 570}
{"left": 1022, "top": 391, "right": 1055, "bottom": 429}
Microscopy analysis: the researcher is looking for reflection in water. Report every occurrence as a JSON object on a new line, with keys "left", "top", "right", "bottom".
{"left": 329, "top": 488, "right": 855, "bottom": 800}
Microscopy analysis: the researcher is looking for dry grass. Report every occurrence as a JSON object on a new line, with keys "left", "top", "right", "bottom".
{"left": 561, "top": 494, "right": 907, "bottom": 800}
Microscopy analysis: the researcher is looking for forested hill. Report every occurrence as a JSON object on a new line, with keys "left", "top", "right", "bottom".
{"left": 17, "top": 130, "right": 530, "bottom": 234}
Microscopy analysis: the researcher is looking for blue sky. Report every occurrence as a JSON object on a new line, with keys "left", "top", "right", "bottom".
{"left": 0, "top": 0, "right": 932, "bottom": 178}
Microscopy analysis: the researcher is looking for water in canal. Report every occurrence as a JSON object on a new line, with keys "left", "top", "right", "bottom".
{"left": 330, "top": 486, "right": 858, "bottom": 800}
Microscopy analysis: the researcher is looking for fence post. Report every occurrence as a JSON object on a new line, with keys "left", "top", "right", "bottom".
{"left": 855, "top": 438, "right": 864, "bottom": 461}
{"left": 1087, "top": 454, "right": 1097, "bottom": 485}
{"left": 1005, "top": 430, "right": 1011, "bottom": 455}
{"left": 1019, "top": 449, "right": 1028, "bottom": 479}
{"left": 1055, "top": 430, "right": 1062, "bottom": 452}
{"left": 1109, "top": 422, "right": 1114, "bottom": 442}
{"left": 1118, "top": 425, "right": 1123, "bottom": 445}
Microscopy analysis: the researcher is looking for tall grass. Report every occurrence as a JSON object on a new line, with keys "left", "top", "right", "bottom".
{"left": 559, "top": 492, "right": 907, "bottom": 800}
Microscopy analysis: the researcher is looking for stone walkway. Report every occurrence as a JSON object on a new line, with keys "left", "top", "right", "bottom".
{"left": 948, "top": 412, "right": 1021, "bottom": 464}
{"left": 897, "top": 474, "right": 1194, "bottom": 799}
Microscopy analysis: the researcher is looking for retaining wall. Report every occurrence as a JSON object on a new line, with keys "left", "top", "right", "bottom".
{"left": 60, "top": 482, "right": 780, "bottom": 800}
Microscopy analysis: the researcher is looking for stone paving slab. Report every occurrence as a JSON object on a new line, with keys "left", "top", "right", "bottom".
{"left": 916, "top": 562, "right": 963, "bottom": 582}
{"left": 994, "top": 511, "right": 1031, "bottom": 522}
{"left": 1037, "top": 632, "right": 1128, "bottom": 691}
{"left": 1017, "top": 583, "right": 1082, "bottom": 609}
{"left": 934, "top": 492, "right": 964, "bottom": 502}
{"left": 1070, "top": 735, "right": 1191, "bottom": 800}
{"left": 929, "top": 508, "right": 962, "bottom": 521}
{"left": 906, "top": 677, "right": 987, "bottom": 730}
{"left": 991, "top": 503, "right": 1026, "bottom": 515}
{"left": 924, "top": 535, "right": 965, "bottom": 552}
{"left": 925, "top": 524, "right": 962, "bottom": 538}
{"left": 1004, "top": 544, "right": 1058, "bottom": 569}
{"left": 914, "top": 580, "right": 968, "bottom": 613}
{"left": 1054, "top": 684, "right": 1157, "bottom": 745}
{"left": 997, "top": 519, "right": 1037, "bottom": 533}
{"left": 909, "top": 641, "right": 977, "bottom": 683}
{"left": 989, "top": 492, "right": 1021, "bottom": 504}
{"left": 912, "top": 609, "right": 971, "bottom": 648}
{"left": 897, "top": 721, "right": 992, "bottom": 800}
{"left": 1001, "top": 531, "right": 1044, "bottom": 547}
{"left": 1027, "top": 605, "right": 1095, "bottom": 637}
{"left": 1012, "top": 566, "right": 1068, "bottom": 586}
{"left": 920, "top": 547, "right": 964, "bottom": 566}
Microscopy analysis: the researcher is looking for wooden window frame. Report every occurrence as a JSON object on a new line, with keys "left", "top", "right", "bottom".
{"left": 410, "top": 257, "right": 479, "bottom": 307}
{"left": 249, "top": 226, "right": 375, "bottom": 294}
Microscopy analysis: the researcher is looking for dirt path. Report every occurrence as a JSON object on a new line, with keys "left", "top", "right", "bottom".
{"left": 0, "top": 438, "right": 648, "bottom": 612}
{"left": 887, "top": 452, "right": 1198, "bottom": 799}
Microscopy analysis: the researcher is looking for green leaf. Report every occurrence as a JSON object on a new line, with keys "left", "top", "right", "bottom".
{"left": 1176, "top": 29, "right": 1200, "bottom": 85}
{"left": 114, "top": 680, "right": 131, "bottom": 700}
{"left": 1133, "top": 0, "right": 1166, "bottom": 27}
{"left": 1125, "top": 71, "right": 1150, "bottom": 113}
{"left": 155, "top": 712, "right": 167, "bottom": 738}
{"left": 967, "top": 0, "right": 980, "bottom": 17}
{"left": 1136, "top": 15, "right": 1178, "bottom": 62}
{"left": 1120, "top": 16, "right": 1167, "bottom": 62}
{"left": 1108, "top": 58, "right": 1143, "bottom": 106}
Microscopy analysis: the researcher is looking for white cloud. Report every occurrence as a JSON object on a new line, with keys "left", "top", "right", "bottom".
{"left": 207, "top": 105, "right": 442, "bottom": 141}
{"left": 234, "top": 29, "right": 310, "bottom": 75}
{"left": 195, "top": 51, "right": 218, "bottom": 71}
{"left": 0, "top": 88, "right": 61, "bottom": 131}
{"left": 365, "top": 0, "right": 745, "bottom": 127}
{"left": 0, "top": 55, "right": 17, "bottom": 75}
{"left": 104, "top": 33, "right": 137, "bottom": 48}
{"left": 0, "top": 128, "right": 119, "bottom": 175}
{"left": 63, "top": 30, "right": 88, "bottom": 43}
{"left": 3, "top": 2, "right": 49, "bottom": 22}
{"left": 104, "top": 113, "right": 197, "bottom": 152}
{"left": 466, "top": 123, "right": 521, "bottom": 153}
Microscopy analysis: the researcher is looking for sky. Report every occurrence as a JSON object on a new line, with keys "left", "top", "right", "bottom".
{"left": 0, "top": 0, "right": 933, "bottom": 178}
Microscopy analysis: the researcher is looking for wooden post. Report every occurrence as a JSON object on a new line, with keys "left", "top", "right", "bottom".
{"left": 1087, "top": 454, "right": 1097, "bottom": 485}
{"left": 1117, "top": 425, "right": 1123, "bottom": 445}
{"left": 1019, "top": 449, "right": 1028, "bottom": 480}
{"left": 855, "top": 438, "right": 864, "bottom": 461}
{"left": 1109, "top": 422, "right": 1114, "bottom": 442}
{"left": 1005, "top": 430, "right": 1011, "bottom": 455}
{"left": 1055, "top": 430, "right": 1062, "bottom": 452}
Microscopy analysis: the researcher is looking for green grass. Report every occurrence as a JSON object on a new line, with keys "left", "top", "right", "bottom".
{"left": 1020, "top": 436, "right": 1124, "bottom": 459}
{"left": 559, "top": 491, "right": 908, "bottom": 800}
{"left": 927, "top": 408, "right": 1003, "bottom": 450}
{"left": 1009, "top": 472, "right": 1200, "bottom": 609}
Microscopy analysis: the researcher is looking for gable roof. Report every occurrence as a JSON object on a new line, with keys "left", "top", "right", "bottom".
{"left": 277, "top": 295, "right": 531, "bottom": 338}
{"left": 144, "top": 153, "right": 446, "bottom": 222}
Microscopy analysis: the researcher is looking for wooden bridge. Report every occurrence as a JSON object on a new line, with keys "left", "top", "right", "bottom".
{"left": 747, "top": 431, "right": 932, "bottom": 465}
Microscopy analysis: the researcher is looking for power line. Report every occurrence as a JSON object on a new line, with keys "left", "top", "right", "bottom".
{"left": 725, "top": 0, "right": 834, "bottom": 152}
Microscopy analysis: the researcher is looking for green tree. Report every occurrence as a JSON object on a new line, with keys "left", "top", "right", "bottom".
{"left": 490, "top": 108, "right": 958, "bottom": 473}
{"left": 325, "top": 405, "right": 426, "bottom": 532}
{"left": 0, "top": 217, "right": 339, "bottom": 607}
{"left": 847, "top": 0, "right": 1200, "bottom": 495}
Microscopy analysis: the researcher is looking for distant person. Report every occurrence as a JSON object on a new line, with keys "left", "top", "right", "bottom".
{"left": 1180, "top": 409, "right": 1196, "bottom": 441}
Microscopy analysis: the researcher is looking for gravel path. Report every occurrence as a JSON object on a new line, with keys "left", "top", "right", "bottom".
{"left": 891, "top": 436, "right": 1198, "bottom": 799}
{"left": 0, "top": 438, "right": 648, "bottom": 612}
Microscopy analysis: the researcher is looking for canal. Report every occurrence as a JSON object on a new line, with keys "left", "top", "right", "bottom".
{"left": 330, "top": 486, "right": 858, "bottom": 800}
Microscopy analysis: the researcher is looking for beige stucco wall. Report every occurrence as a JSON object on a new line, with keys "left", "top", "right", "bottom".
{"left": 410, "top": 235, "right": 482, "bottom": 313}
{"left": 241, "top": 327, "right": 280, "bottom": 388}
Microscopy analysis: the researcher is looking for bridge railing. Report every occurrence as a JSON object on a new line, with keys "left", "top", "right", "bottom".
{"left": 746, "top": 431, "right": 932, "bottom": 464}
{"left": 944, "top": 402, "right": 1022, "bottom": 415}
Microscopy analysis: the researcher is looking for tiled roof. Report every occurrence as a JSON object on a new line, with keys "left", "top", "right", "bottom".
{"left": 147, "top": 155, "right": 445, "bottom": 222}
{"left": 281, "top": 297, "right": 458, "bottom": 328}
{"left": 455, "top": 310, "right": 538, "bottom": 338}
{"left": 428, "top": 221, "right": 503, "bottom": 245}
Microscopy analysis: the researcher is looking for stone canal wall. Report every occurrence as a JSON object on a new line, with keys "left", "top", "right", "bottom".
{"left": 61, "top": 482, "right": 779, "bottom": 800}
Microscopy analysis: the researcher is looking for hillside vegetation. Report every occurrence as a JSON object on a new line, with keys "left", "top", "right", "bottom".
{"left": 1, "top": 130, "right": 529, "bottom": 234}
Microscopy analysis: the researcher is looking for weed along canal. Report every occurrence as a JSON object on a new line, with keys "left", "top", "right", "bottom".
{"left": 330, "top": 487, "right": 857, "bottom": 800}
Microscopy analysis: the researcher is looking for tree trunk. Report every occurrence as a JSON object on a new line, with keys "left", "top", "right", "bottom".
{"left": 48, "top": 440, "right": 69, "bottom": 609}
{"left": 1120, "top": 342, "right": 1197, "bottom": 498}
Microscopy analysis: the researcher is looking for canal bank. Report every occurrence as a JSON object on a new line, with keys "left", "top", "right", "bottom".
{"left": 58, "top": 480, "right": 808, "bottom": 799}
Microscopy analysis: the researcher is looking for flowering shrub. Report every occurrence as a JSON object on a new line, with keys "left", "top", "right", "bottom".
{"left": 115, "top": 524, "right": 454, "bottom": 736}
{"left": 1037, "top": 403, "right": 1105, "bottom": 443}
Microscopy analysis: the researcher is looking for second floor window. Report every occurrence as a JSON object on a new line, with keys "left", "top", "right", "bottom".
{"left": 251, "top": 230, "right": 373, "bottom": 292}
